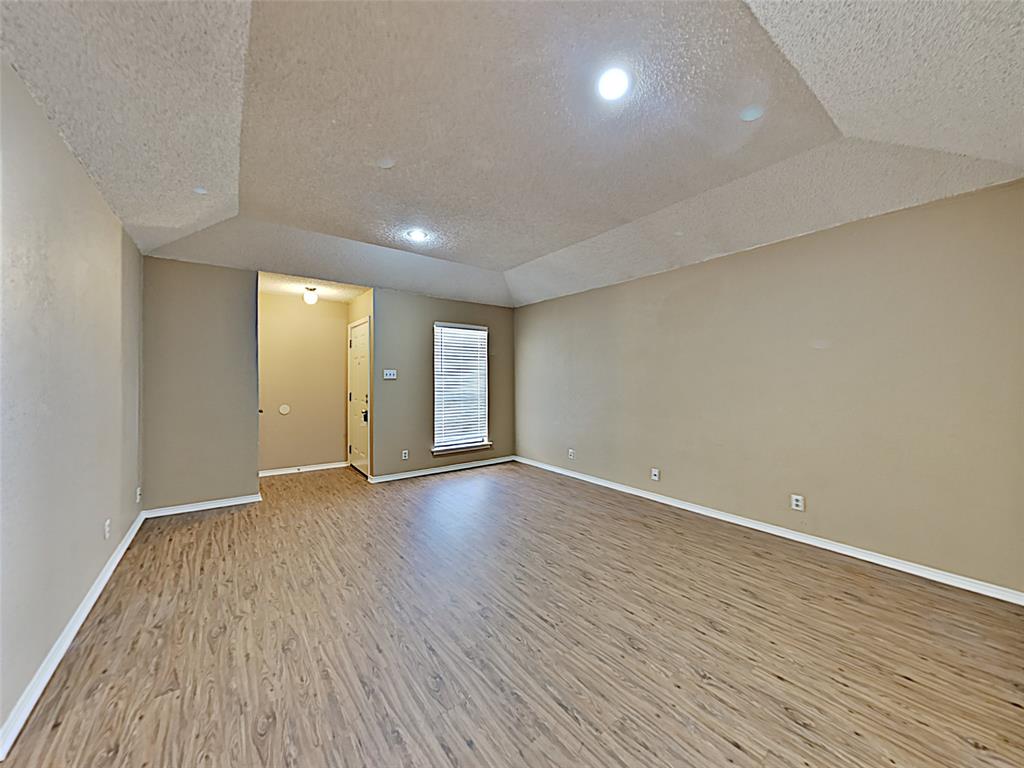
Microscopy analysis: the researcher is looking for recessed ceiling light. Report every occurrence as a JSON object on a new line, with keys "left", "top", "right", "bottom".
{"left": 376, "top": 156, "right": 396, "bottom": 170}
{"left": 303, "top": 287, "right": 319, "bottom": 305}
{"left": 405, "top": 228, "right": 430, "bottom": 243}
{"left": 597, "top": 67, "right": 630, "bottom": 101}
{"left": 740, "top": 105, "right": 765, "bottom": 122}
{"left": 193, "top": 186, "right": 208, "bottom": 195}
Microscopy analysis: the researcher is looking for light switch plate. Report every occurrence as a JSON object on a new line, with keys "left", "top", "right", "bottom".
{"left": 383, "top": 369, "right": 398, "bottom": 380}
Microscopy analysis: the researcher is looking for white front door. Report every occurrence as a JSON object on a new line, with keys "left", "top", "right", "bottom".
{"left": 347, "top": 318, "right": 370, "bottom": 476}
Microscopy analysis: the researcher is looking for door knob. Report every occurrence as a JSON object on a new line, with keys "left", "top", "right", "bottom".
{"left": 361, "top": 409, "right": 368, "bottom": 422}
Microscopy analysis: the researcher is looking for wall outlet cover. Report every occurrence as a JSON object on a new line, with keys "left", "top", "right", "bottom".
{"left": 650, "top": 468, "right": 660, "bottom": 481}
{"left": 567, "top": 448, "right": 575, "bottom": 460}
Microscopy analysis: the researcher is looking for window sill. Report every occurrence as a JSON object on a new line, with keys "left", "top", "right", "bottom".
{"left": 431, "top": 442, "right": 493, "bottom": 457}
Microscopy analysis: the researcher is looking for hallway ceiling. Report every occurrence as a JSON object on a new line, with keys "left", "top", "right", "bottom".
{"left": 3, "top": 1, "right": 1021, "bottom": 307}
{"left": 258, "top": 272, "right": 368, "bottom": 304}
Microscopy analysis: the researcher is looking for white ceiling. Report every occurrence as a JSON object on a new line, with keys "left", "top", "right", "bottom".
{"left": 505, "top": 137, "right": 1020, "bottom": 305}
{"left": 155, "top": 216, "right": 515, "bottom": 307}
{"left": 258, "top": 272, "right": 368, "bottom": 304}
{"left": 1, "top": 0, "right": 251, "bottom": 252}
{"left": 748, "top": 0, "right": 1024, "bottom": 167}
{"left": 240, "top": 1, "right": 837, "bottom": 270}
{"left": 3, "top": 1, "right": 1021, "bottom": 307}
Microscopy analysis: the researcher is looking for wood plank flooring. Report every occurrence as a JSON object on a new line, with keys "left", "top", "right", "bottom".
{"left": 6, "top": 463, "right": 1023, "bottom": 767}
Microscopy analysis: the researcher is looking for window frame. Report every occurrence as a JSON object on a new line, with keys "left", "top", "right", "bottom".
{"left": 432, "top": 321, "right": 491, "bottom": 455}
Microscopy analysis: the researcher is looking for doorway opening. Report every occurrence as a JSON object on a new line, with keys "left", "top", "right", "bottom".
{"left": 347, "top": 316, "right": 370, "bottom": 476}
{"left": 257, "top": 272, "right": 373, "bottom": 478}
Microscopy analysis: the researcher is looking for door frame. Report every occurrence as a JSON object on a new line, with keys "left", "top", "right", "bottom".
{"left": 346, "top": 316, "right": 372, "bottom": 476}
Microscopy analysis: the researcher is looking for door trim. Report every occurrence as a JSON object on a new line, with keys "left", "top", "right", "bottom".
{"left": 347, "top": 316, "right": 372, "bottom": 476}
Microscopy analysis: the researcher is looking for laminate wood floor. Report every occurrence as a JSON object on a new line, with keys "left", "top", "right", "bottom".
{"left": 7, "top": 464, "right": 1023, "bottom": 767}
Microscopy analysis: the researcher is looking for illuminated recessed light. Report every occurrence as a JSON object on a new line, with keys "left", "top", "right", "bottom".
{"left": 405, "top": 228, "right": 430, "bottom": 243}
{"left": 597, "top": 67, "right": 630, "bottom": 101}
{"left": 193, "top": 186, "right": 208, "bottom": 195}
{"left": 740, "top": 105, "right": 764, "bottom": 122}
{"left": 303, "top": 287, "right": 319, "bottom": 305}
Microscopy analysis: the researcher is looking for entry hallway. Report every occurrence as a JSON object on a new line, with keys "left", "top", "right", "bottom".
{"left": 7, "top": 465, "right": 1022, "bottom": 767}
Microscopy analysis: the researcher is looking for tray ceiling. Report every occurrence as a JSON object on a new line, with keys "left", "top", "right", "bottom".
{"left": 3, "top": 1, "right": 1021, "bottom": 306}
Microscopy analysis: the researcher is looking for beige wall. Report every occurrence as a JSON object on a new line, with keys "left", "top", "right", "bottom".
{"left": 372, "top": 289, "right": 515, "bottom": 476}
{"left": 515, "top": 180, "right": 1024, "bottom": 591}
{"left": 142, "top": 257, "right": 259, "bottom": 508}
{"left": 258, "top": 292, "right": 348, "bottom": 470}
{"left": 348, "top": 288, "right": 372, "bottom": 324}
{"left": 0, "top": 62, "right": 142, "bottom": 721}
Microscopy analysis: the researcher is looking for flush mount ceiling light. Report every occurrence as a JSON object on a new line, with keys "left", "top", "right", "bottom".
{"left": 740, "top": 104, "right": 765, "bottom": 122}
{"left": 193, "top": 186, "right": 208, "bottom": 195}
{"left": 597, "top": 67, "right": 630, "bottom": 101}
{"left": 303, "top": 287, "right": 319, "bottom": 305}
{"left": 405, "top": 228, "right": 430, "bottom": 244}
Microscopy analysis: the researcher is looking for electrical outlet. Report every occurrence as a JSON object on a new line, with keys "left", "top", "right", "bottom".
{"left": 790, "top": 494, "right": 805, "bottom": 512}
{"left": 136, "top": 486, "right": 142, "bottom": 504}
{"left": 567, "top": 448, "right": 575, "bottom": 460}
{"left": 103, "top": 519, "right": 111, "bottom": 540}
{"left": 383, "top": 368, "right": 398, "bottom": 380}
{"left": 650, "top": 467, "right": 660, "bottom": 481}
{"left": 401, "top": 449, "right": 409, "bottom": 461}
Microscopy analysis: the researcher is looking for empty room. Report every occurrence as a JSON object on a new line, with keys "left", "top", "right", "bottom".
{"left": 0, "top": 2, "right": 1021, "bottom": 766}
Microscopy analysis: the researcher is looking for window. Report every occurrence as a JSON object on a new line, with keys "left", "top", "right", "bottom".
{"left": 433, "top": 322, "right": 490, "bottom": 453}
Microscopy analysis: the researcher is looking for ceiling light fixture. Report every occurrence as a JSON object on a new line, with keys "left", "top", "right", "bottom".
{"left": 193, "top": 186, "right": 208, "bottom": 195}
{"left": 740, "top": 105, "right": 765, "bottom": 122}
{"left": 597, "top": 67, "right": 630, "bottom": 101}
{"left": 303, "top": 287, "right": 319, "bottom": 305}
{"left": 405, "top": 228, "right": 430, "bottom": 244}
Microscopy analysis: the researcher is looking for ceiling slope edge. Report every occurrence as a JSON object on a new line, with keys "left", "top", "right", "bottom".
{"left": 150, "top": 215, "right": 515, "bottom": 308}
{"left": 746, "top": 0, "right": 1024, "bottom": 167}
{"left": 0, "top": 1, "right": 252, "bottom": 252}
{"left": 504, "top": 137, "right": 1022, "bottom": 306}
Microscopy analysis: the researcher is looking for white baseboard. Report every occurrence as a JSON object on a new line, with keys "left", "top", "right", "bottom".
{"left": 512, "top": 456, "right": 1024, "bottom": 606}
{"left": 369, "top": 455, "right": 515, "bottom": 484}
{"left": 142, "top": 493, "right": 262, "bottom": 518}
{"left": 4, "top": 461, "right": 1019, "bottom": 761}
{"left": 0, "top": 510, "right": 145, "bottom": 760}
{"left": 0, "top": 491, "right": 263, "bottom": 760}
{"left": 259, "top": 461, "right": 349, "bottom": 477}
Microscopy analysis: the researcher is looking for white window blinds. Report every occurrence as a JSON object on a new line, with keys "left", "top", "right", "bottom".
{"left": 433, "top": 323, "right": 489, "bottom": 452}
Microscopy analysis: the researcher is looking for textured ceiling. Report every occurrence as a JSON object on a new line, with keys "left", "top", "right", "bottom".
{"left": 748, "top": 0, "right": 1024, "bottom": 167}
{"left": 259, "top": 272, "right": 368, "bottom": 304}
{"left": 240, "top": 1, "right": 836, "bottom": 270}
{"left": 154, "top": 217, "right": 514, "bottom": 307}
{"left": 0, "top": 0, "right": 250, "bottom": 252}
{"left": 3, "top": 0, "right": 1022, "bottom": 307}
{"left": 505, "top": 138, "right": 1021, "bottom": 305}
